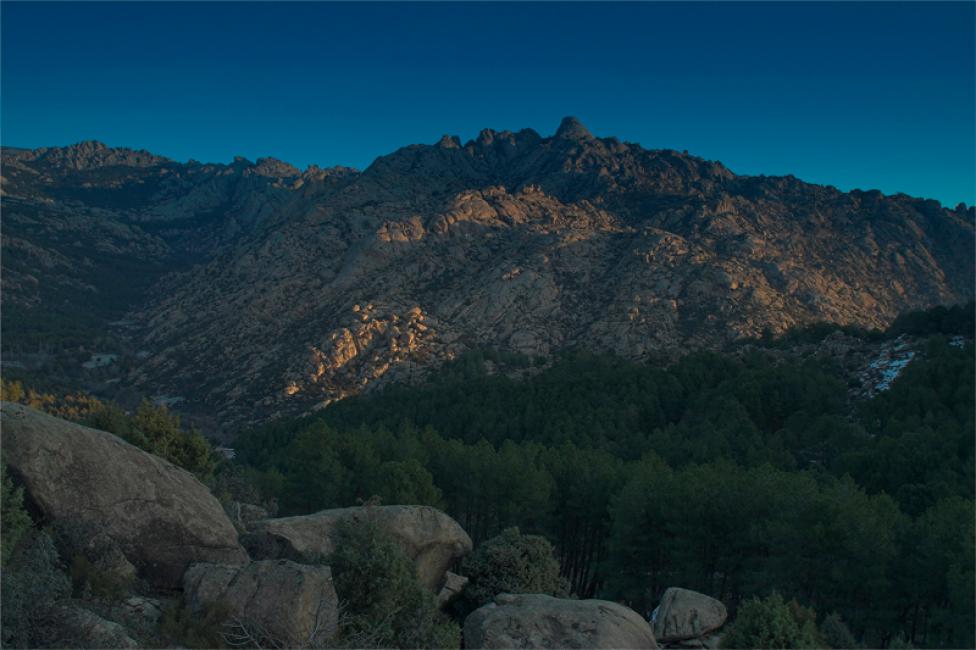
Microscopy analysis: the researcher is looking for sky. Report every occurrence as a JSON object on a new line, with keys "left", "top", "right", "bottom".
{"left": 2, "top": 2, "right": 974, "bottom": 207}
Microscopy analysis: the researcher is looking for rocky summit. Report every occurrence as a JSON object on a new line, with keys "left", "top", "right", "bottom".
{"left": 2, "top": 118, "right": 972, "bottom": 426}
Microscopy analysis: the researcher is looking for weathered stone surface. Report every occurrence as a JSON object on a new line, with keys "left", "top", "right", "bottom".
{"left": 119, "top": 596, "right": 164, "bottom": 621}
{"left": 0, "top": 402, "right": 247, "bottom": 589}
{"left": 463, "top": 593, "right": 659, "bottom": 649}
{"left": 183, "top": 560, "right": 339, "bottom": 647}
{"left": 438, "top": 571, "right": 469, "bottom": 607}
{"left": 652, "top": 587, "right": 727, "bottom": 642}
{"left": 3, "top": 119, "right": 972, "bottom": 428}
{"left": 243, "top": 505, "right": 472, "bottom": 591}
{"left": 50, "top": 604, "right": 140, "bottom": 649}
{"left": 226, "top": 501, "right": 271, "bottom": 532}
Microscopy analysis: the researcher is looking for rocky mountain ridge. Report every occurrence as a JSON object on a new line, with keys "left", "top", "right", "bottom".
{"left": 2, "top": 118, "right": 973, "bottom": 426}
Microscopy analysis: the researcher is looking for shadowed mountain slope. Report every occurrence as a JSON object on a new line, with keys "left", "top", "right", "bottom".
{"left": 3, "top": 117, "right": 972, "bottom": 424}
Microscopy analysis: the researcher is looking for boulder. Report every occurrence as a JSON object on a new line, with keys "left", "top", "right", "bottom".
{"left": 438, "top": 571, "right": 469, "bottom": 607}
{"left": 183, "top": 560, "right": 339, "bottom": 647}
{"left": 0, "top": 402, "right": 247, "bottom": 589}
{"left": 243, "top": 505, "right": 472, "bottom": 590}
{"left": 226, "top": 501, "right": 271, "bottom": 532}
{"left": 463, "top": 593, "right": 659, "bottom": 649}
{"left": 109, "top": 596, "right": 166, "bottom": 639}
{"left": 49, "top": 604, "right": 140, "bottom": 649}
{"left": 652, "top": 588, "right": 727, "bottom": 643}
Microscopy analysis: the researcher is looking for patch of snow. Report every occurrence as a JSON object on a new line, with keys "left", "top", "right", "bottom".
{"left": 874, "top": 351, "right": 915, "bottom": 392}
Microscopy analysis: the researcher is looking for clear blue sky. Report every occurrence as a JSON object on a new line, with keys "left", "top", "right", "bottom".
{"left": 2, "top": 2, "right": 974, "bottom": 206}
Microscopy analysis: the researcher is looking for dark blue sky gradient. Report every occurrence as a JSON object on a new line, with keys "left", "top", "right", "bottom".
{"left": 2, "top": 2, "right": 974, "bottom": 206}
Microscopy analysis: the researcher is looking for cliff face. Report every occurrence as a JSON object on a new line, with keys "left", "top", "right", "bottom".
{"left": 3, "top": 118, "right": 972, "bottom": 424}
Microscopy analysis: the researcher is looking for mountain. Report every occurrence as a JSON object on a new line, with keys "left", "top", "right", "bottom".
{"left": 2, "top": 118, "right": 973, "bottom": 427}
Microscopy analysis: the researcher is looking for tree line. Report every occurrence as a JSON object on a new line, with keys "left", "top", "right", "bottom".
{"left": 231, "top": 326, "right": 973, "bottom": 648}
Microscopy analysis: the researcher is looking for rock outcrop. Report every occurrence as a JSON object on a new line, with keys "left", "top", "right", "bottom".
{"left": 183, "top": 560, "right": 339, "bottom": 648}
{"left": 49, "top": 604, "right": 141, "bottom": 649}
{"left": 438, "top": 571, "right": 469, "bottom": 608}
{"left": 0, "top": 402, "right": 247, "bottom": 589}
{"left": 242, "top": 505, "right": 472, "bottom": 591}
{"left": 3, "top": 118, "right": 972, "bottom": 428}
{"left": 463, "top": 593, "right": 660, "bottom": 649}
{"left": 652, "top": 588, "right": 727, "bottom": 643}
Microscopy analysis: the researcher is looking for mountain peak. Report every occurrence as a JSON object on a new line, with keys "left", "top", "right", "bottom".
{"left": 437, "top": 134, "right": 461, "bottom": 149}
{"left": 554, "top": 116, "right": 594, "bottom": 141}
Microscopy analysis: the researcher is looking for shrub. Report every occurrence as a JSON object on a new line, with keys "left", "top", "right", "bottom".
{"left": 0, "top": 530, "right": 72, "bottom": 648}
{"left": 327, "top": 514, "right": 460, "bottom": 648}
{"left": 721, "top": 593, "right": 823, "bottom": 649}
{"left": 87, "top": 399, "right": 216, "bottom": 481}
{"left": 819, "top": 612, "right": 859, "bottom": 649}
{"left": 457, "top": 527, "right": 569, "bottom": 616}
{"left": 1, "top": 463, "right": 33, "bottom": 565}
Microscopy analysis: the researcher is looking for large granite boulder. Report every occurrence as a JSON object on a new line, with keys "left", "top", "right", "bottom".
{"left": 652, "top": 588, "right": 727, "bottom": 643}
{"left": 464, "top": 593, "right": 659, "bottom": 649}
{"left": 0, "top": 402, "right": 247, "bottom": 588}
{"left": 48, "top": 604, "right": 140, "bottom": 649}
{"left": 183, "top": 560, "right": 339, "bottom": 647}
{"left": 243, "top": 505, "right": 472, "bottom": 590}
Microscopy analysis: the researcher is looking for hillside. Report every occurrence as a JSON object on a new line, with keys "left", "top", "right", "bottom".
{"left": 2, "top": 118, "right": 973, "bottom": 426}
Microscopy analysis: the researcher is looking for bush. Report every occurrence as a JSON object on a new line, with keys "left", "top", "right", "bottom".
{"left": 327, "top": 513, "right": 460, "bottom": 648}
{"left": 87, "top": 399, "right": 216, "bottom": 481}
{"left": 819, "top": 612, "right": 858, "bottom": 649}
{"left": 457, "top": 527, "right": 569, "bottom": 616}
{"left": 1, "top": 463, "right": 33, "bottom": 566}
{"left": 0, "top": 530, "right": 72, "bottom": 648}
{"left": 721, "top": 593, "right": 823, "bottom": 649}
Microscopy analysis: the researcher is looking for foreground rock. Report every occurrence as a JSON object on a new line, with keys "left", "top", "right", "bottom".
{"left": 243, "top": 505, "right": 472, "bottom": 590}
{"left": 652, "top": 588, "right": 727, "bottom": 643}
{"left": 463, "top": 593, "right": 659, "bottom": 649}
{"left": 438, "top": 571, "right": 469, "bottom": 607}
{"left": 49, "top": 604, "right": 140, "bottom": 649}
{"left": 0, "top": 402, "right": 247, "bottom": 589}
{"left": 183, "top": 560, "right": 339, "bottom": 647}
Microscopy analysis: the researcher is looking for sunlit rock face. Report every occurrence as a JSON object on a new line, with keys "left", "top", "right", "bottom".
{"left": 3, "top": 118, "right": 973, "bottom": 426}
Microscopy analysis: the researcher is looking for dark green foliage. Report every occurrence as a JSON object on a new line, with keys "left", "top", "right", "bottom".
{"left": 327, "top": 515, "right": 460, "bottom": 649}
{"left": 764, "top": 321, "right": 883, "bottom": 347}
{"left": 457, "top": 527, "right": 569, "bottom": 616}
{"left": 231, "top": 320, "right": 975, "bottom": 648}
{"left": 130, "top": 400, "right": 216, "bottom": 480}
{"left": 0, "top": 530, "right": 72, "bottom": 648}
{"left": 842, "top": 338, "right": 974, "bottom": 516}
{"left": 819, "top": 613, "right": 858, "bottom": 649}
{"left": 4, "top": 383, "right": 219, "bottom": 483}
{"left": 87, "top": 399, "right": 216, "bottom": 481}
{"left": 602, "top": 459, "right": 904, "bottom": 636}
{"left": 210, "top": 462, "right": 278, "bottom": 517}
{"left": 720, "top": 593, "right": 823, "bottom": 649}
{"left": 1, "top": 463, "right": 33, "bottom": 566}
{"left": 894, "top": 497, "right": 976, "bottom": 649}
{"left": 316, "top": 349, "right": 867, "bottom": 471}
{"left": 887, "top": 302, "right": 975, "bottom": 339}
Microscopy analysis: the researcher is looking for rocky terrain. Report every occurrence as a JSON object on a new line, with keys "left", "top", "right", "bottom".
{"left": 4, "top": 401, "right": 732, "bottom": 649}
{"left": 3, "top": 118, "right": 972, "bottom": 427}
